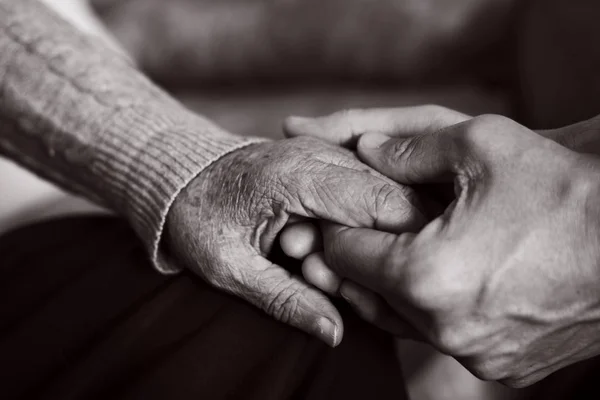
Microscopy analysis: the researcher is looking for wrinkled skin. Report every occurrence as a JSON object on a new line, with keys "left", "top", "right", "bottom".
{"left": 165, "top": 136, "right": 425, "bottom": 346}
{"left": 286, "top": 107, "right": 600, "bottom": 387}
{"left": 281, "top": 105, "right": 469, "bottom": 287}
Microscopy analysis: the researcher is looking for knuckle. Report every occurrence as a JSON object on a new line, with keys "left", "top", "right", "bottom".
{"left": 461, "top": 117, "right": 493, "bottom": 147}
{"left": 472, "top": 113, "right": 509, "bottom": 127}
{"left": 435, "top": 326, "right": 469, "bottom": 354}
{"left": 460, "top": 114, "right": 531, "bottom": 165}
{"left": 389, "top": 137, "right": 415, "bottom": 163}
{"left": 388, "top": 138, "right": 421, "bottom": 178}
{"left": 372, "top": 183, "right": 399, "bottom": 206}
{"left": 403, "top": 273, "right": 436, "bottom": 309}
{"left": 331, "top": 108, "right": 365, "bottom": 137}
{"left": 462, "top": 114, "right": 513, "bottom": 145}
{"left": 402, "top": 262, "right": 450, "bottom": 311}
{"left": 371, "top": 183, "right": 419, "bottom": 224}
{"left": 402, "top": 261, "right": 477, "bottom": 317}
{"left": 470, "top": 361, "right": 506, "bottom": 382}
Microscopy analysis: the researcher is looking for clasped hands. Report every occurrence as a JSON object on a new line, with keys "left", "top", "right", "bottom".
{"left": 167, "top": 105, "right": 600, "bottom": 387}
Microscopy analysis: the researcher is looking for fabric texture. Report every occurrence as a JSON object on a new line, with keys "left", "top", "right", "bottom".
{"left": 0, "top": 216, "right": 408, "bottom": 400}
{"left": 0, "top": 0, "right": 268, "bottom": 273}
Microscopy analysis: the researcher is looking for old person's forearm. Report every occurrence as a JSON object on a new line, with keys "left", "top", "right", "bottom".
{"left": 0, "top": 0, "right": 265, "bottom": 272}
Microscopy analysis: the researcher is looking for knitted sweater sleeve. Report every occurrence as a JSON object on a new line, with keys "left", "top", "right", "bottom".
{"left": 0, "top": 0, "right": 268, "bottom": 273}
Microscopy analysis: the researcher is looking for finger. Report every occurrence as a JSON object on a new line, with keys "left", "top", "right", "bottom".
{"left": 302, "top": 252, "right": 342, "bottom": 295}
{"left": 280, "top": 222, "right": 322, "bottom": 260}
{"left": 305, "top": 162, "right": 428, "bottom": 233}
{"left": 283, "top": 106, "right": 470, "bottom": 147}
{"left": 321, "top": 222, "right": 415, "bottom": 294}
{"left": 357, "top": 127, "right": 468, "bottom": 185}
{"left": 340, "top": 281, "right": 420, "bottom": 339}
{"left": 233, "top": 254, "right": 344, "bottom": 347}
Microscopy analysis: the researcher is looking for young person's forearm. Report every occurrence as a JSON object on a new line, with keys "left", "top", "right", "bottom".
{"left": 0, "top": 0, "right": 266, "bottom": 272}
{"left": 539, "top": 115, "right": 600, "bottom": 156}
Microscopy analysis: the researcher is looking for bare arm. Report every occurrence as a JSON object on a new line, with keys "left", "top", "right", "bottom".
{"left": 539, "top": 116, "right": 600, "bottom": 156}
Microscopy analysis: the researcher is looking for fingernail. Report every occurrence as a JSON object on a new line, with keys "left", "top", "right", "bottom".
{"left": 340, "top": 283, "right": 361, "bottom": 305}
{"left": 317, "top": 317, "right": 339, "bottom": 347}
{"left": 360, "top": 132, "right": 390, "bottom": 149}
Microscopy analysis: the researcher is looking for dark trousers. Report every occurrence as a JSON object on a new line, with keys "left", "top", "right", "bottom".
{"left": 0, "top": 217, "right": 407, "bottom": 400}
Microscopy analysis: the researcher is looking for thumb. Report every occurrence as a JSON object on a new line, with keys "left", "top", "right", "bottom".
{"left": 283, "top": 106, "right": 469, "bottom": 148}
{"left": 356, "top": 126, "right": 471, "bottom": 185}
{"left": 233, "top": 255, "right": 344, "bottom": 347}
{"left": 321, "top": 222, "right": 415, "bottom": 294}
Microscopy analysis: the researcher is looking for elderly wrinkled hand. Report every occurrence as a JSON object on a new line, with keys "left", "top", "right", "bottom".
{"left": 279, "top": 106, "right": 469, "bottom": 289}
{"left": 291, "top": 111, "right": 600, "bottom": 387}
{"left": 164, "top": 136, "right": 426, "bottom": 347}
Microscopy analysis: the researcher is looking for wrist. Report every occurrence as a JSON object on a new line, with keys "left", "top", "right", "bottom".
{"left": 162, "top": 140, "right": 268, "bottom": 273}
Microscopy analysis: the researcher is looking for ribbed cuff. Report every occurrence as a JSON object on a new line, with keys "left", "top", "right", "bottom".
{"left": 0, "top": 0, "right": 272, "bottom": 274}
{"left": 95, "top": 104, "right": 270, "bottom": 273}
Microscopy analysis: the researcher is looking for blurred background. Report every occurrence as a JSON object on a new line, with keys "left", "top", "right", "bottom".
{"left": 2, "top": 1, "right": 599, "bottom": 398}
